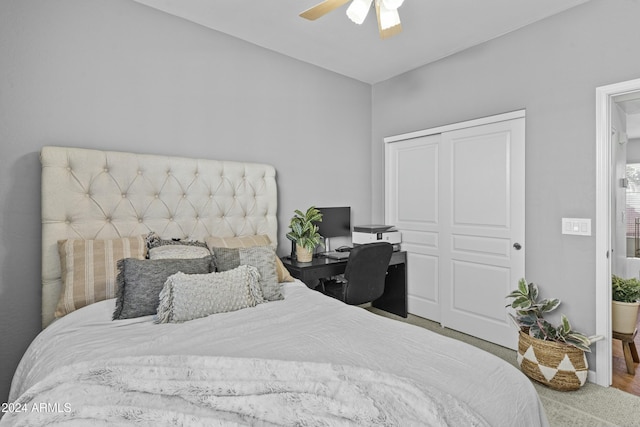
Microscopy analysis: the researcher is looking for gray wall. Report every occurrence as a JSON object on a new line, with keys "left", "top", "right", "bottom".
{"left": 371, "top": 0, "right": 640, "bottom": 367}
{"left": 0, "top": 0, "right": 371, "bottom": 402}
{"left": 627, "top": 138, "right": 640, "bottom": 163}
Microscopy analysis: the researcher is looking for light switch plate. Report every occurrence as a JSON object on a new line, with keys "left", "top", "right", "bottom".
{"left": 562, "top": 218, "right": 591, "bottom": 236}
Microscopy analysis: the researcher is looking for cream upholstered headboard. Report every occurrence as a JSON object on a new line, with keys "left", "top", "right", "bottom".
{"left": 41, "top": 146, "right": 278, "bottom": 328}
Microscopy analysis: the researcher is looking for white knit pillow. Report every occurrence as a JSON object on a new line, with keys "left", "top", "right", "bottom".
{"left": 156, "top": 265, "right": 265, "bottom": 323}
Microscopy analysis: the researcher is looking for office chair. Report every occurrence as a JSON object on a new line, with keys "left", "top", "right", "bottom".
{"left": 321, "top": 242, "right": 394, "bottom": 305}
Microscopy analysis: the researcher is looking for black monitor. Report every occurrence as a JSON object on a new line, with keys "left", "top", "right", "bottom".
{"left": 314, "top": 207, "right": 351, "bottom": 252}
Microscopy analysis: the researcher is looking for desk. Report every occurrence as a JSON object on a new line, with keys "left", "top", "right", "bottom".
{"left": 280, "top": 251, "right": 407, "bottom": 318}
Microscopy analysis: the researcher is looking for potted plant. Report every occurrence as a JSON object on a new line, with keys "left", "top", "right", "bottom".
{"left": 612, "top": 275, "right": 640, "bottom": 334}
{"left": 286, "top": 206, "right": 323, "bottom": 262}
{"left": 506, "top": 279, "right": 601, "bottom": 391}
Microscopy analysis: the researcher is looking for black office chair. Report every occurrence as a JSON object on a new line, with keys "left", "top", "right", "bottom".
{"left": 321, "top": 242, "right": 394, "bottom": 305}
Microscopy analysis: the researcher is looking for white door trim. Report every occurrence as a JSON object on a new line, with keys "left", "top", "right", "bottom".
{"left": 384, "top": 110, "right": 526, "bottom": 144}
{"left": 595, "top": 77, "right": 640, "bottom": 387}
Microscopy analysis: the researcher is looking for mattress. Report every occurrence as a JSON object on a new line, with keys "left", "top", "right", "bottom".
{"left": 7, "top": 282, "right": 549, "bottom": 426}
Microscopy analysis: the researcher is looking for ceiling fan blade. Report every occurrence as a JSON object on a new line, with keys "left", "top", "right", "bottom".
{"left": 300, "top": 0, "right": 351, "bottom": 20}
{"left": 378, "top": 22, "right": 402, "bottom": 39}
{"left": 375, "top": 2, "right": 402, "bottom": 39}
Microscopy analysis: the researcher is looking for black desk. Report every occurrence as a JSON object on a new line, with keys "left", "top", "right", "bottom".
{"left": 280, "top": 251, "right": 407, "bottom": 318}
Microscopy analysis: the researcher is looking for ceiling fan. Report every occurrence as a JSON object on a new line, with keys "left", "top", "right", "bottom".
{"left": 300, "top": 0, "right": 405, "bottom": 39}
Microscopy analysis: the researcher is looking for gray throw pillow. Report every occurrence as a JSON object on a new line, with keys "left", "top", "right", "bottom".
{"left": 113, "top": 256, "right": 215, "bottom": 320}
{"left": 213, "top": 246, "right": 282, "bottom": 301}
{"left": 156, "top": 265, "right": 265, "bottom": 323}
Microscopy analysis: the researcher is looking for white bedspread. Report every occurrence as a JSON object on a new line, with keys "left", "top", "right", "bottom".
{"left": 6, "top": 282, "right": 549, "bottom": 427}
{"left": 3, "top": 355, "right": 489, "bottom": 426}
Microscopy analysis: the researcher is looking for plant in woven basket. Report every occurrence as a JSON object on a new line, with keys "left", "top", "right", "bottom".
{"left": 506, "top": 278, "right": 596, "bottom": 352}
{"left": 507, "top": 279, "right": 601, "bottom": 391}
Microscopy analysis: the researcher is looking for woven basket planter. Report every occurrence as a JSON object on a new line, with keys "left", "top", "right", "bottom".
{"left": 295, "top": 244, "right": 313, "bottom": 262}
{"left": 517, "top": 330, "right": 588, "bottom": 391}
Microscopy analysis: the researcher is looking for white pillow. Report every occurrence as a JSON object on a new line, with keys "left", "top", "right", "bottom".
{"left": 149, "top": 245, "right": 211, "bottom": 260}
{"left": 156, "top": 265, "right": 265, "bottom": 323}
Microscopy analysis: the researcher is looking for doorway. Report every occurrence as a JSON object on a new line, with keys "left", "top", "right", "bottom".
{"left": 595, "top": 78, "right": 640, "bottom": 389}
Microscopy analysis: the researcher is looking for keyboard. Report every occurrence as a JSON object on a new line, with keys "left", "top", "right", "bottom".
{"left": 320, "top": 251, "right": 350, "bottom": 260}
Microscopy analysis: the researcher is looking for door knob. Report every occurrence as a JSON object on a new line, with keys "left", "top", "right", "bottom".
{"left": 513, "top": 243, "right": 522, "bottom": 250}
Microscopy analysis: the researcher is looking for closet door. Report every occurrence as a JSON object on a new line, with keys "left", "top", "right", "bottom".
{"left": 386, "top": 114, "right": 525, "bottom": 349}
{"left": 439, "top": 118, "right": 525, "bottom": 349}
{"left": 385, "top": 134, "right": 442, "bottom": 321}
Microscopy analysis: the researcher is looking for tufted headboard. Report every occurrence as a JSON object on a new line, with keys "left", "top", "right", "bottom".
{"left": 40, "top": 146, "right": 278, "bottom": 328}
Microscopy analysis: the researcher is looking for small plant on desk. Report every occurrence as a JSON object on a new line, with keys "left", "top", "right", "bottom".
{"left": 286, "top": 206, "right": 323, "bottom": 262}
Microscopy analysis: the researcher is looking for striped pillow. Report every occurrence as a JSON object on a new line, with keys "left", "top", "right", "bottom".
{"left": 205, "top": 235, "right": 294, "bottom": 283}
{"left": 55, "top": 236, "right": 147, "bottom": 318}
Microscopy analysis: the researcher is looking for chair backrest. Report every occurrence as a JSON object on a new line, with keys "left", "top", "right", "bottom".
{"left": 343, "top": 242, "right": 394, "bottom": 305}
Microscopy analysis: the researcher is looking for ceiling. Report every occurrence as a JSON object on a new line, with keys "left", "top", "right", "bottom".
{"left": 132, "top": 0, "right": 590, "bottom": 84}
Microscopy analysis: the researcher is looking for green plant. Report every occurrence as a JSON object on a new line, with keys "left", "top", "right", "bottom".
{"left": 506, "top": 278, "right": 596, "bottom": 352}
{"left": 286, "top": 206, "right": 324, "bottom": 252}
{"left": 612, "top": 275, "right": 640, "bottom": 303}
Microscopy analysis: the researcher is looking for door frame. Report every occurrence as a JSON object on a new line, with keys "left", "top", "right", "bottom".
{"left": 384, "top": 110, "right": 526, "bottom": 144}
{"left": 595, "top": 77, "right": 640, "bottom": 387}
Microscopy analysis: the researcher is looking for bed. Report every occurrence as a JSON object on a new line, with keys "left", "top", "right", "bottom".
{"left": 2, "top": 146, "right": 549, "bottom": 426}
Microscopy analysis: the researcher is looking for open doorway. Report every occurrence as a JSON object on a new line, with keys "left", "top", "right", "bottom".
{"left": 610, "top": 92, "right": 640, "bottom": 394}
{"left": 595, "top": 78, "right": 640, "bottom": 391}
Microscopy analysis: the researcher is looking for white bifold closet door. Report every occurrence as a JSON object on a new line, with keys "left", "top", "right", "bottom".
{"left": 385, "top": 113, "right": 525, "bottom": 349}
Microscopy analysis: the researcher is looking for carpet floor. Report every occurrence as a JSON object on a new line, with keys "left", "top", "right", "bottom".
{"left": 367, "top": 307, "right": 640, "bottom": 427}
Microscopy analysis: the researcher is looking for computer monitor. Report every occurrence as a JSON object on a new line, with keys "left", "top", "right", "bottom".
{"left": 314, "top": 207, "right": 351, "bottom": 252}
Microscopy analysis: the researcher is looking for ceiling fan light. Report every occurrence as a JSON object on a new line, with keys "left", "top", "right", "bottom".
{"left": 346, "top": 0, "right": 373, "bottom": 25}
{"left": 378, "top": 2, "right": 401, "bottom": 30}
